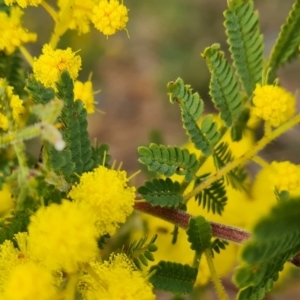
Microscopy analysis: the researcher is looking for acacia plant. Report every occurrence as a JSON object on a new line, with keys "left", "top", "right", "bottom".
{"left": 0, "top": 0, "right": 300, "bottom": 299}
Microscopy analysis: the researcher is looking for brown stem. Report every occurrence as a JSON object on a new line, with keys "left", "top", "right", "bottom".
{"left": 134, "top": 202, "right": 250, "bottom": 244}
{"left": 134, "top": 201, "right": 300, "bottom": 267}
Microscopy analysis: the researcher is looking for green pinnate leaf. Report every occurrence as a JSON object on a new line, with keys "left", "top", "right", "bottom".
{"left": 138, "top": 178, "right": 183, "bottom": 208}
{"left": 138, "top": 144, "right": 200, "bottom": 181}
{"left": 268, "top": 0, "right": 300, "bottom": 80}
{"left": 126, "top": 235, "right": 158, "bottom": 271}
{"left": 194, "top": 175, "right": 227, "bottom": 215}
{"left": 186, "top": 216, "right": 212, "bottom": 254}
{"left": 167, "top": 78, "right": 221, "bottom": 156}
{"left": 203, "top": 44, "right": 243, "bottom": 127}
{"left": 224, "top": 0, "right": 263, "bottom": 96}
{"left": 149, "top": 261, "right": 198, "bottom": 294}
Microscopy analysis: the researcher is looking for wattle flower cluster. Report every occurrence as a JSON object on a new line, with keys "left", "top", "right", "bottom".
{"left": 252, "top": 84, "right": 296, "bottom": 127}
{"left": 0, "top": 7, "right": 36, "bottom": 54}
{"left": 68, "top": 165, "right": 136, "bottom": 236}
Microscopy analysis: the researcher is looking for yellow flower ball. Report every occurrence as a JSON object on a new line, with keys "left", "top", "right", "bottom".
{"left": 68, "top": 166, "right": 136, "bottom": 236}
{"left": 3, "top": 262, "right": 57, "bottom": 300}
{"left": 58, "top": 0, "right": 94, "bottom": 34}
{"left": 0, "top": 7, "right": 37, "bottom": 54}
{"left": 80, "top": 253, "right": 155, "bottom": 300}
{"left": 92, "top": 0, "right": 129, "bottom": 37}
{"left": 252, "top": 84, "right": 296, "bottom": 127}
{"left": 33, "top": 44, "right": 81, "bottom": 88}
{"left": 28, "top": 200, "right": 98, "bottom": 272}
{"left": 74, "top": 80, "right": 96, "bottom": 114}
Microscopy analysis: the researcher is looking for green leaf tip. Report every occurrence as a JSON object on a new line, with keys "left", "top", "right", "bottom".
{"left": 224, "top": 0, "right": 263, "bottom": 96}
{"left": 167, "top": 78, "right": 222, "bottom": 156}
{"left": 203, "top": 43, "right": 243, "bottom": 127}
{"left": 186, "top": 216, "right": 212, "bottom": 253}
{"left": 268, "top": 0, "right": 300, "bottom": 80}
{"left": 149, "top": 261, "right": 198, "bottom": 294}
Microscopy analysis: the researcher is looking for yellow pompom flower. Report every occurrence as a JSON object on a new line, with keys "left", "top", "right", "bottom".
{"left": 74, "top": 80, "right": 96, "bottom": 114}
{"left": 0, "top": 79, "right": 25, "bottom": 131}
{"left": 80, "top": 253, "right": 155, "bottom": 300}
{"left": 92, "top": 0, "right": 129, "bottom": 37}
{"left": 28, "top": 200, "right": 98, "bottom": 272}
{"left": 58, "top": 0, "right": 94, "bottom": 34}
{"left": 3, "top": 261, "right": 57, "bottom": 300}
{"left": 252, "top": 161, "right": 300, "bottom": 210}
{"left": 0, "top": 236, "right": 30, "bottom": 294}
{"left": 4, "top": 0, "right": 42, "bottom": 8}
{"left": 271, "top": 161, "right": 300, "bottom": 192}
{"left": 0, "top": 7, "right": 37, "bottom": 54}
{"left": 0, "top": 183, "right": 15, "bottom": 217}
{"left": 252, "top": 84, "right": 296, "bottom": 127}
{"left": 68, "top": 166, "right": 136, "bottom": 236}
{"left": 33, "top": 44, "right": 82, "bottom": 88}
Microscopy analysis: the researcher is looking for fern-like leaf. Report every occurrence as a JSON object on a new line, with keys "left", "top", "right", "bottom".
{"left": 138, "top": 178, "right": 183, "bottom": 208}
{"left": 26, "top": 76, "right": 56, "bottom": 105}
{"left": 268, "top": 0, "right": 300, "bottom": 79}
{"left": 211, "top": 238, "right": 229, "bottom": 258}
{"left": 194, "top": 174, "right": 227, "bottom": 215}
{"left": 149, "top": 261, "right": 198, "bottom": 294}
{"left": 125, "top": 235, "right": 158, "bottom": 271}
{"left": 234, "top": 198, "right": 300, "bottom": 300}
{"left": 224, "top": 0, "right": 263, "bottom": 96}
{"left": 213, "top": 142, "right": 248, "bottom": 191}
{"left": 43, "top": 71, "right": 94, "bottom": 180}
{"left": 167, "top": 78, "right": 221, "bottom": 156}
{"left": 186, "top": 216, "right": 212, "bottom": 254}
{"left": 138, "top": 144, "right": 200, "bottom": 182}
{"left": 0, "top": 50, "right": 25, "bottom": 97}
{"left": 203, "top": 44, "right": 243, "bottom": 127}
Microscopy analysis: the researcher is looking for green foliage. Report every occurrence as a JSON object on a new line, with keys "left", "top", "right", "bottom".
{"left": 234, "top": 198, "right": 300, "bottom": 300}
{"left": 44, "top": 71, "right": 93, "bottom": 180}
{"left": 224, "top": 0, "right": 263, "bottom": 96}
{"left": 137, "top": 178, "right": 183, "bottom": 208}
{"left": 230, "top": 108, "right": 251, "bottom": 142}
{"left": 0, "top": 50, "right": 25, "bottom": 97}
{"left": 26, "top": 76, "right": 55, "bottom": 105}
{"left": 0, "top": 210, "right": 31, "bottom": 244}
{"left": 167, "top": 78, "right": 221, "bottom": 156}
{"left": 194, "top": 174, "right": 227, "bottom": 215}
{"left": 203, "top": 44, "right": 243, "bottom": 127}
{"left": 138, "top": 143, "right": 200, "bottom": 182}
{"left": 213, "top": 142, "right": 248, "bottom": 191}
{"left": 90, "top": 142, "right": 111, "bottom": 169}
{"left": 268, "top": 0, "right": 300, "bottom": 80}
{"left": 211, "top": 238, "right": 229, "bottom": 258}
{"left": 125, "top": 235, "right": 158, "bottom": 271}
{"left": 186, "top": 216, "right": 212, "bottom": 254}
{"left": 148, "top": 261, "right": 198, "bottom": 294}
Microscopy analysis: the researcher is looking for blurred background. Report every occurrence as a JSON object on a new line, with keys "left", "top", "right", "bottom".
{"left": 24, "top": 0, "right": 300, "bottom": 299}
{"left": 25, "top": 0, "right": 300, "bottom": 176}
